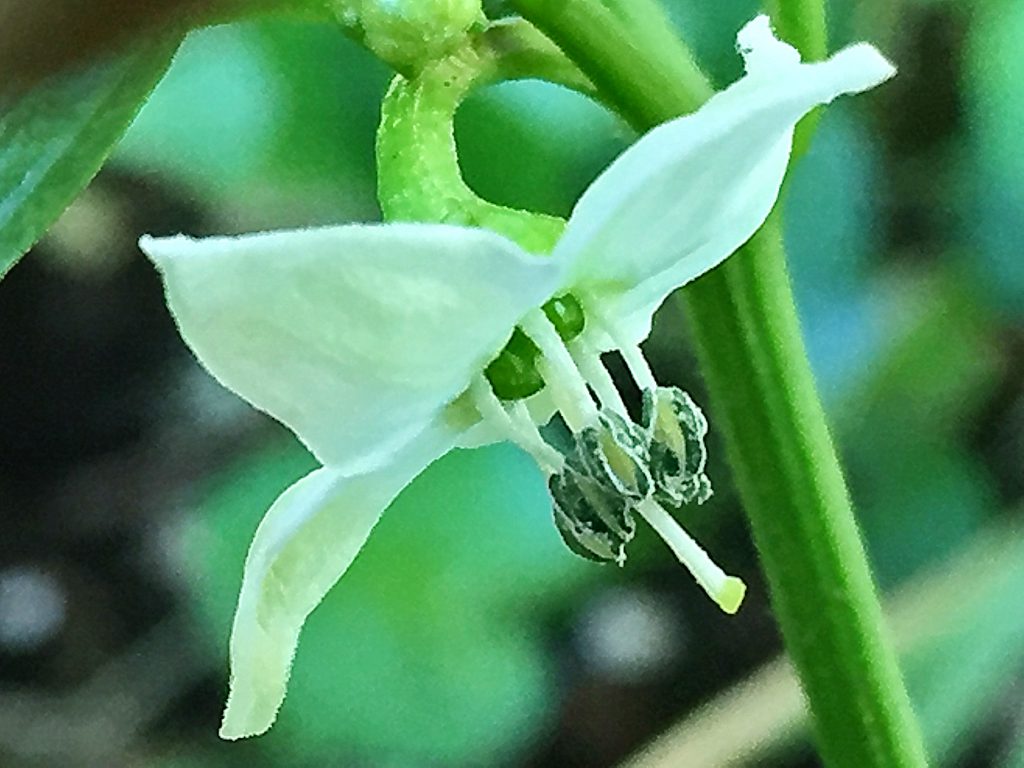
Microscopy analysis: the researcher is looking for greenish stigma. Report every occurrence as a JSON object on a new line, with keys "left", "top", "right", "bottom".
{"left": 486, "top": 293, "right": 585, "bottom": 400}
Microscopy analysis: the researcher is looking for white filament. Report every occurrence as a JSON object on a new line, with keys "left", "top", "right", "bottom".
{"left": 470, "top": 375, "right": 564, "bottom": 475}
{"left": 635, "top": 497, "right": 745, "bottom": 613}
{"left": 519, "top": 309, "right": 599, "bottom": 432}
{"left": 570, "top": 340, "right": 629, "bottom": 417}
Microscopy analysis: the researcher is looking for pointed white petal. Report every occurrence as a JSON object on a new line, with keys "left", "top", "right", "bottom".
{"left": 142, "top": 224, "right": 562, "bottom": 470}
{"left": 219, "top": 422, "right": 456, "bottom": 740}
{"left": 555, "top": 17, "right": 895, "bottom": 346}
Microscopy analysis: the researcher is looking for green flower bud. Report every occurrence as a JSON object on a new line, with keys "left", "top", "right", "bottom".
{"left": 358, "top": 0, "right": 483, "bottom": 71}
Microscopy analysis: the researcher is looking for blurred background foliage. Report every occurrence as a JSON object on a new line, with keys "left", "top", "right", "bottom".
{"left": 0, "top": 0, "right": 1022, "bottom": 766}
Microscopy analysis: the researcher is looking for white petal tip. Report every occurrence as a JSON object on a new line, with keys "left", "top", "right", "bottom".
{"left": 737, "top": 15, "right": 801, "bottom": 74}
{"left": 715, "top": 576, "right": 747, "bottom": 615}
{"left": 219, "top": 698, "right": 277, "bottom": 741}
{"left": 830, "top": 43, "right": 898, "bottom": 93}
{"left": 137, "top": 233, "right": 193, "bottom": 268}
{"left": 218, "top": 722, "right": 269, "bottom": 741}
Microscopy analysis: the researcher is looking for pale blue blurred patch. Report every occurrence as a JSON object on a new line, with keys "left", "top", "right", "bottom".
{"left": 784, "top": 106, "right": 885, "bottom": 402}
{"left": 115, "top": 20, "right": 388, "bottom": 227}
{"left": 116, "top": 24, "right": 281, "bottom": 196}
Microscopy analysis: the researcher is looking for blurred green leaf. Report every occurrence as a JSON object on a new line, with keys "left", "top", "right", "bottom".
{"left": 457, "top": 78, "right": 625, "bottom": 217}
{"left": 899, "top": 525, "right": 1024, "bottom": 764}
{"left": 115, "top": 25, "right": 280, "bottom": 204}
{"left": 838, "top": 271, "right": 1002, "bottom": 585}
{"left": 846, "top": 273, "right": 1000, "bottom": 439}
{"left": 116, "top": 20, "right": 388, "bottom": 228}
{"left": 254, "top": 20, "right": 389, "bottom": 205}
{"left": 963, "top": 0, "right": 1024, "bottom": 316}
{"left": 187, "top": 438, "right": 593, "bottom": 765}
{"left": 0, "top": 39, "right": 178, "bottom": 279}
{"left": 966, "top": 0, "right": 1024, "bottom": 189}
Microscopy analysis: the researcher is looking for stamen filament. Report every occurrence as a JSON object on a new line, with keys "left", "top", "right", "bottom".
{"left": 582, "top": 302, "right": 658, "bottom": 393}
{"left": 569, "top": 340, "right": 629, "bottom": 418}
{"left": 620, "top": 343, "right": 658, "bottom": 393}
{"left": 635, "top": 497, "right": 746, "bottom": 614}
{"left": 519, "top": 310, "right": 599, "bottom": 432}
{"left": 509, "top": 399, "right": 563, "bottom": 469}
{"left": 470, "top": 375, "right": 565, "bottom": 475}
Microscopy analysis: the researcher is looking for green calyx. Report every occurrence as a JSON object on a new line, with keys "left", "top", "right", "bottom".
{"left": 362, "top": 0, "right": 484, "bottom": 72}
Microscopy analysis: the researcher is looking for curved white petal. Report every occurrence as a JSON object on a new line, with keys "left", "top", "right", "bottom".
{"left": 141, "top": 223, "right": 562, "bottom": 471}
{"left": 554, "top": 15, "right": 895, "bottom": 346}
{"left": 219, "top": 421, "right": 456, "bottom": 740}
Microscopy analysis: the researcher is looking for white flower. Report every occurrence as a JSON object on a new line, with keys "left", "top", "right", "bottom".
{"left": 139, "top": 16, "right": 894, "bottom": 740}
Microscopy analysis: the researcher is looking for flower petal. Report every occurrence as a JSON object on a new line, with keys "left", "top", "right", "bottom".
{"left": 141, "top": 224, "right": 562, "bottom": 470}
{"left": 219, "top": 421, "right": 456, "bottom": 740}
{"left": 554, "top": 15, "right": 895, "bottom": 346}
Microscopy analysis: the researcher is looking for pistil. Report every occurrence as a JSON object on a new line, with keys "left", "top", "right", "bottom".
{"left": 476, "top": 306, "right": 744, "bottom": 615}
{"left": 635, "top": 497, "right": 746, "bottom": 614}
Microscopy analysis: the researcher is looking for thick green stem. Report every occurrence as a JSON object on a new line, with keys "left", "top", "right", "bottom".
{"left": 765, "top": 0, "right": 829, "bottom": 62}
{"left": 508, "top": 1, "right": 928, "bottom": 767}
{"left": 763, "top": 0, "right": 826, "bottom": 157}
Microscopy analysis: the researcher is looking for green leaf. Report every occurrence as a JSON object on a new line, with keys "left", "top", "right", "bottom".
{"left": 0, "top": 38, "right": 179, "bottom": 279}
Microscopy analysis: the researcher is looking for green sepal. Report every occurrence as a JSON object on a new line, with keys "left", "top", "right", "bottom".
{"left": 484, "top": 327, "right": 545, "bottom": 400}
{"left": 485, "top": 293, "right": 586, "bottom": 402}
{"left": 542, "top": 293, "right": 586, "bottom": 342}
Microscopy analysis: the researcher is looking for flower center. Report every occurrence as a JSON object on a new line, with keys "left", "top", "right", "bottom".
{"left": 470, "top": 305, "right": 746, "bottom": 614}
{"left": 484, "top": 293, "right": 586, "bottom": 400}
